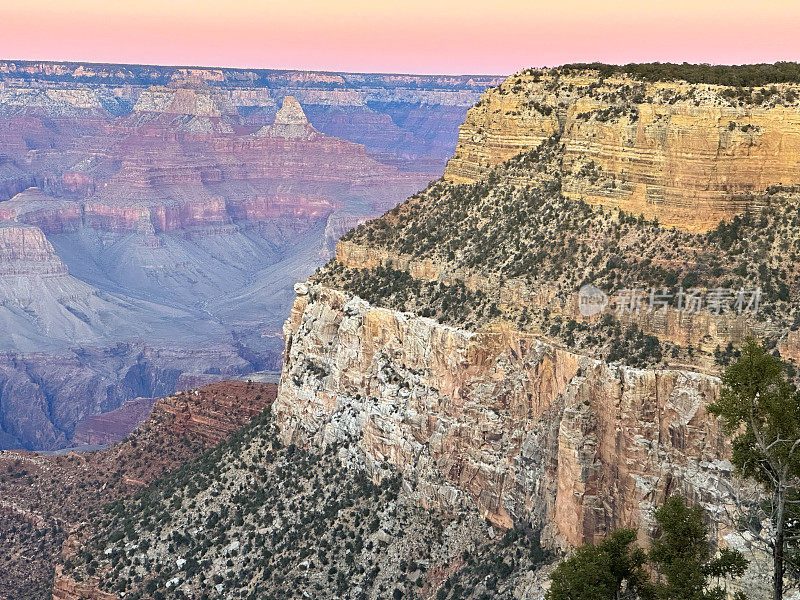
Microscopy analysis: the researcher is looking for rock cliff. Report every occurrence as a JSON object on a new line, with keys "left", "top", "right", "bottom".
{"left": 329, "top": 126, "right": 799, "bottom": 372}
{"left": 273, "top": 287, "right": 766, "bottom": 598}
{"left": 0, "top": 222, "right": 68, "bottom": 274}
{"left": 254, "top": 95, "right": 317, "bottom": 140}
{"left": 266, "top": 66, "right": 800, "bottom": 598}
{"left": 445, "top": 69, "right": 800, "bottom": 232}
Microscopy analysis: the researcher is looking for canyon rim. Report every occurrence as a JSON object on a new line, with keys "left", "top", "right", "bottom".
{"left": 3, "top": 2, "right": 800, "bottom": 595}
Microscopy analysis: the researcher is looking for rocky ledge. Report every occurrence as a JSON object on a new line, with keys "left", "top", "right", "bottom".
{"left": 445, "top": 69, "right": 800, "bottom": 232}
{"left": 274, "top": 284, "right": 769, "bottom": 598}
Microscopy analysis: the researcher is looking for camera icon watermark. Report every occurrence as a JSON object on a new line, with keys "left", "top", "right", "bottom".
{"left": 578, "top": 284, "right": 609, "bottom": 317}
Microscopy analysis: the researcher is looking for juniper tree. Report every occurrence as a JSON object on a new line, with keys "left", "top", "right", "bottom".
{"left": 546, "top": 528, "right": 653, "bottom": 600}
{"left": 547, "top": 497, "right": 749, "bottom": 600}
{"left": 649, "top": 496, "right": 748, "bottom": 600}
{"left": 709, "top": 337, "right": 800, "bottom": 600}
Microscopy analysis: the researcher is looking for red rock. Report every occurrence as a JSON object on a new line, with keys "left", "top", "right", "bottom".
{"left": 71, "top": 397, "right": 158, "bottom": 446}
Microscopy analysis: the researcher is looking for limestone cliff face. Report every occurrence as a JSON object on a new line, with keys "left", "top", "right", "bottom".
{"left": 0, "top": 223, "right": 68, "bottom": 275}
{"left": 445, "top": 71, "right": 800, "bottom": 232}
{"left": 274, "top": 285, "right": 766, "bottom": 596}
{"left": 131, "top": 86, "right": 237, "bottom": 117}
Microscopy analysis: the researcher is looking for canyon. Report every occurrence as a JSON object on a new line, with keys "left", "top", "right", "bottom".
{"left": 0, "top": 60, "right": 502, "bottom": 450}
{"left": 14, "top": 65, "right": 800, "bottom": 600}
{"left": 268, "top": 67, "right": 800, "bottom": 598}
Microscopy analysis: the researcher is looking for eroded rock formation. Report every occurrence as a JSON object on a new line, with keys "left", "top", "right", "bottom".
{"left": 274, "top": 285, "right": 768, "bottom": 597}
{"left": 0, "top": 61, "right": 500, "bottom": 450}
{"left": 446, "top": 70, "right": 800, "bottom": 232}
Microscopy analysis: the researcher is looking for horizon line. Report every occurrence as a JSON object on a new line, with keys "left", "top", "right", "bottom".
{"left": 0, "top": 56, "right": 512, "bottom": 79}
{"left": 6, "top": 56, "right": 800, "bottom": 80}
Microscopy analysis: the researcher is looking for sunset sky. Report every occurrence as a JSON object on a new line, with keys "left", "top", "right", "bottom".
{"left": 2, "top": 0, "right": 800, "bottom": 75}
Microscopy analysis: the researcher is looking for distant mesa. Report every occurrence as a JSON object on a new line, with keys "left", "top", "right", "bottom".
{"left": 132, "top": 86, "right": 233, "bottom": 117}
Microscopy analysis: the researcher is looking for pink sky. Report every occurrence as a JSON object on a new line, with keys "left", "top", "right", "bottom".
{"left": 2, "top": 0, "right": 800, "bottom": 75}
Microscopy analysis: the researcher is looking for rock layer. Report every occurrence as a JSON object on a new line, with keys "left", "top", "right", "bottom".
{"left": 0, "top": 61, "right": 501, "bottom": 450}
{"left": 445, "top": 70, "right": 800, "bottom": 231}
{"left": 274, "top": 288, "right": 715, "bottom": 539}
{"left": 274, "top": 285, "right": 767, "bottom": 596}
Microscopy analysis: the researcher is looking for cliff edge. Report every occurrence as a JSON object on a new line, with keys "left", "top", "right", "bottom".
{"left": 445, "top": 68, "right": 800, "bottom": 232}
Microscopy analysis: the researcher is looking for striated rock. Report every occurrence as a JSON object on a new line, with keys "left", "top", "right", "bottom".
{"left": 132, "top": 86, "right": 236, "bottom": 118}
{"left": 157, "top": 381, "right": 274, "bottom": 445}
{"left": 275, "top": 286, "right": 720, "bottom": 542}
{"left": 71, "top": 397, "right": 158, "bottom": 446}
{"left": 0, "top": 188, "right": 83, "bottom": 232}
{"left": 0, "top": 222, "right": 68, "bottom": 275}
{"left": 274, "top": 285, "right": 769, "bottom": 597}
{"left": 335, "top": 236, "right": 775, "bottom": 357}
{"left": 254, "top": 95, "right": 317, "bottom": 140}
{"left": 0, "top": 61, "right": 494, "bottom": 451}
{"left": 445, "top": 70, "right": 800, "bottom": 232}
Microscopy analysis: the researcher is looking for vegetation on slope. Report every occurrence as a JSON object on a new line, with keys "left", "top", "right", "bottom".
{"left": 547, "top": 496, "right": 749, "bottom": 600}
{"left": 0, "top": 381, "right": 274, "bottom": 600}
{"left": 710, "top": 339, "right": 800, "bottom": 599}
{"left": 558, "top": 62, "right": 800, "bottom": 87}
{"left": 501, "top": 66, "right": 800, "bottom": 109}
{"left": 64, "top": 408, "right": 551, "bottom": 600}
{"left": 318, "top": 135, "right": 799, "bottom": 367}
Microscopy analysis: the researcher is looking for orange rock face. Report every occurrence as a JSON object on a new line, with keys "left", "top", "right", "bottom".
{"left": 445, "top": 70, "right": 800, "bottom": 232}
{"left": 275, "top": 287, "right": 732, "bottom": 547}
{"left": 52, "top": 568, "right": 119, "bottom": 600}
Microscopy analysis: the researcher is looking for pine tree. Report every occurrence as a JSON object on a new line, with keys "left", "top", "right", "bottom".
{"left": 547, "top": 497, "right": 749, "bottom": 600}
{"left": 546, "top": 528, "right": 653, "bottom": 600}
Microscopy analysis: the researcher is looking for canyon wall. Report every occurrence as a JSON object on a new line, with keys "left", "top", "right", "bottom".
{"left": 0, "top": 61, "right": 500, "bottom": 450}
{"left": 0, "top": 60, "right": 503, "bottom": 174}
{"left": 274, "top": 285, "right": 768, "bottom": 597}
{"left": 334, "top": 237, "right": 775, "bottom": 359}
{"left": 445, "top": 71, "right": 800, "bottom": 232}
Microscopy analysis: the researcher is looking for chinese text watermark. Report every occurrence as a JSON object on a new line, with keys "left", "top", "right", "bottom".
{"left": 578, "top": 285, "right": 762, "bottom": 317}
